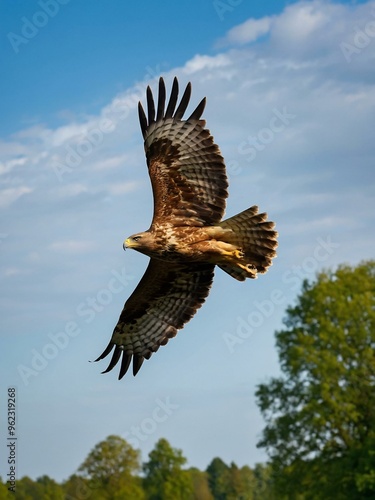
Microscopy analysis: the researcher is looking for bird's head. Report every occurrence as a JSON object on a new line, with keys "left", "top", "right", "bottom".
{"left": 123, "top": 232, "right": 152, "bottom": 252}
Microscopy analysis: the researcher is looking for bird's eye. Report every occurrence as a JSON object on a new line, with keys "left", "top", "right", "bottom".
{"left": 133, "top": 236, "right": 141, "bottom": 241}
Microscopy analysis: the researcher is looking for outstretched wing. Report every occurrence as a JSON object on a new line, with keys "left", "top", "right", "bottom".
{"left": 138, "top": 77, "right": 228, "bottom": 227}
{"left": 95, "top": 260, "right": 215, "bottom": 378}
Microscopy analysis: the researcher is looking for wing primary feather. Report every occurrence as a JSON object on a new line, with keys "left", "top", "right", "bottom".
{"left": 174, "top": 82, "right": 191, "bottom": 120}
{"left": 94, "top": 340, "right": 115, "bottom": 361}
{"left": 156, "top": 77, "right": 166, "bottom": 121}
{"left": 187, "top": 97, "right": 206, "bottom": 121}
{"left": 146, "top": 85, "right": 155, "bottom": 125}
{"left": 138, "top": 102, "right": 148, "bottom": 138}
{"left": 101, "top": 346, "right": 122, "bottom": 374}
{"left": 119, "top": 353, "right": 132, "bottom": 380}
{"left": 165, "top": 77, "right": 179, "bottom": 118}
{"left": 133, "top": 355, "right": 144, "bottom": 376}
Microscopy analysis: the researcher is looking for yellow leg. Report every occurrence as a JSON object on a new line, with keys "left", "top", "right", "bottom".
{"left": 215, "top": 241, "right": 243, "bottom": 258}
{"left": 237, "top": 261, "right": 257, "bottom": 276}
{"left": 233, "top": 249, "right": 244, "bottom": 259}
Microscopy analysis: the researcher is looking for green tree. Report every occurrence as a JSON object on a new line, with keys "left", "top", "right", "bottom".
{"left": 7, "top": 475, "right": 64, "bottom": 499}
{"left": 251, "top": 463, "right": 275, "bottom": 500}
{"left": 238, "top": 465, "right": 257, "bottom": 500}
{"left": 62, "top": 474, "right": 92, "bottom": 499}
{"left": 256, "top": 261, "right": 375, "bottom": 499}
{"left": 0, "top": 477, "right": 14, "bottom": 500}
{"left": 35, "top": 475, "right": 64, "bottom": 499}
{"left": 77, "top": 434, "right": 144, "bottom": 499}
{"left": 6, "top": 476, "right": 36, "bottom": 499}
{"left": 226, "top": 462, "right": 257, "bottom": 500}
{"left": 206, "top": 458, "right": 261, "bottom": 500}
{"left": 206, "top": 457, "right": 230, "bottom": 499}
{"left": 143, "top": 438, "right": 193, "bottom": 500}
{"left": 187, "top": 467, "right": 213, "bottom": 500}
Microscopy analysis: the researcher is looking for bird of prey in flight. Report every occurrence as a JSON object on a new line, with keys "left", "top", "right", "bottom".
{"left": 95, "top": 77, "right": 278, "bottom": 379}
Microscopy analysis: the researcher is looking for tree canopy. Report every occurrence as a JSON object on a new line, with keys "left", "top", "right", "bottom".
{"left": 77, "top": 434, "right": 144, "bottom": 499}
{"left": 256, "top": 260, "right": 375, "bottom": 499}
{"left": 143, "top": 438, "right": 193, "bottom": 500}
{"left": 206, "top": 458, "right": 273, "bottom": 500}
{"left": 4, "top": 437, "right": 273, "bottom": 499}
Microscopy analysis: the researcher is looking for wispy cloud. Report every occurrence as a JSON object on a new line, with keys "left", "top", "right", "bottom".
{"left": 48, "top": 240, "right": 96, "bottom": 254}
{"left": 183, "top": 53, "right": 231, "bottom": 74}
{"left": 106, "top": 181, "right": 140, "bottom": 196}
{"left": 217, "top": 16, "right": 272, "bottom": 47}
{"left": 0, "top": 157, "right": 28, "bottom": 175}
{"left": 0, "top": 186, "right": 33, "bottom": 208}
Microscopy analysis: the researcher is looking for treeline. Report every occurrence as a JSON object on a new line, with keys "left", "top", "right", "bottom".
{"left": 2, "top": 261, "right": 374, "bottom": 499}
{"left": 0, "top": 436, "right": 273, "bottom": 499}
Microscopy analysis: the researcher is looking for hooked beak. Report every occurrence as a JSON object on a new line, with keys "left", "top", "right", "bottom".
{"left": 123, "top": 238, "right": 131, "bottom": 251}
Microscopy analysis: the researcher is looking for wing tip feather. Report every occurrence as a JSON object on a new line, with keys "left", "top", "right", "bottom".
{"left": 146, "top": 85, "right": 155, "bottom": 126}
{"left": 138, "top": 101, "right": 148, "bottom": 138}
{"left": 95, "top": 340, "right": 148, "bottom": 379}
{"left": 94, "top": 340, "right": 115, "bottom": 362}
{"left": 140, "top": 76, "right": 206, "bottom": 137}
{"left": 174, "top": 82, "right": 191, "bottom": 120}
{"left": 133, "top": 355, "right": 144, "bottom": 376}
{"left": 165, "top": 77, "right": 179, "bottom": 119}
{"left": 119, "top": 353, "right": 132, "bottom": 380}
{"left": 157, "top": 77, "right": 166, "bottom": 121}
{"left": 188, "top": 97, "right": 206, "bottom": 121}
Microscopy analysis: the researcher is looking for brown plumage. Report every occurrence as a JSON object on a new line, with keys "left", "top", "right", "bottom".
{"left": 95, "top": 77, "right": 278, "bottom": 379}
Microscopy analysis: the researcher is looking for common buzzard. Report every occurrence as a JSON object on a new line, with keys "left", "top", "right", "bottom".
{"left": 95, "top": 77, "right": 278, "bottom": 379}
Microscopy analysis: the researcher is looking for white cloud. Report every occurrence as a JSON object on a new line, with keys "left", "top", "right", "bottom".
{"left": 53, "top": 183, "right": 89, "bottom": 198}
{"left": 3, "top": 267, "right": 27, "bottom": 277}
{"left": 0, "top": 186, "right": 33, "bottom": 207}
{"left": 48, "top": 240, "right": 96, "bottom": 254}
{"left": 49, "top": 122, "right": 96, "bottom": 148}
{"left": 0, "top": 156, "right": 27, "bottom": 175}
{"left": 183, "top": 53, "right": 231, "bottom": 74}
{"left": 106, "top": 181, "right": 140, "bottom": 195}
{"left": 218, "top": 16, "right": 272, "bottom": 46}
{"left": 272, "top": 1, "right": 330, "bottom": 41}
{"left": 0, "top": 139, "right": 30, "bottom": 158}
{"left": 91, "top": 154, "right": 129, "bottom": 171}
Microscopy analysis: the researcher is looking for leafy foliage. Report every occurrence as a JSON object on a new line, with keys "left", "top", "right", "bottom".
{"left": 256, "top": 261, "right": 375, "bottom": 499}
{"left": 3, "top": 436, "right": 276, "bottom": 499}
{"left": 77, "top": 434, "right": 144, "bottom": 499}
{"left": 206, "top": 457, "right": 229, "bottom": 499}
{"left": 188, "top": 467, "right": 213, "bottom": 500}
{"left": 0, "top": 476, "right": 18, "bottom": 500}
{"left": 206, "top": 458, "right": 274, "bottom": 500}
{"left": 143, "top": 438, "right": 193, "bottom": 500}
{"left": 3, "top": 475, "right": 64, "bottom": 499}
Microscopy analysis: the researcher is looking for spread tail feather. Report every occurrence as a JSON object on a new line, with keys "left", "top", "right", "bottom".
{"left": 218, "top": 206, "right": 278, "bottom": 281}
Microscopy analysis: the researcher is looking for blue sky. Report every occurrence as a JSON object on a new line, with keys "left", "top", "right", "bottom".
{"left": 1, "top": 0, "right": 375, "bottom": 483}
